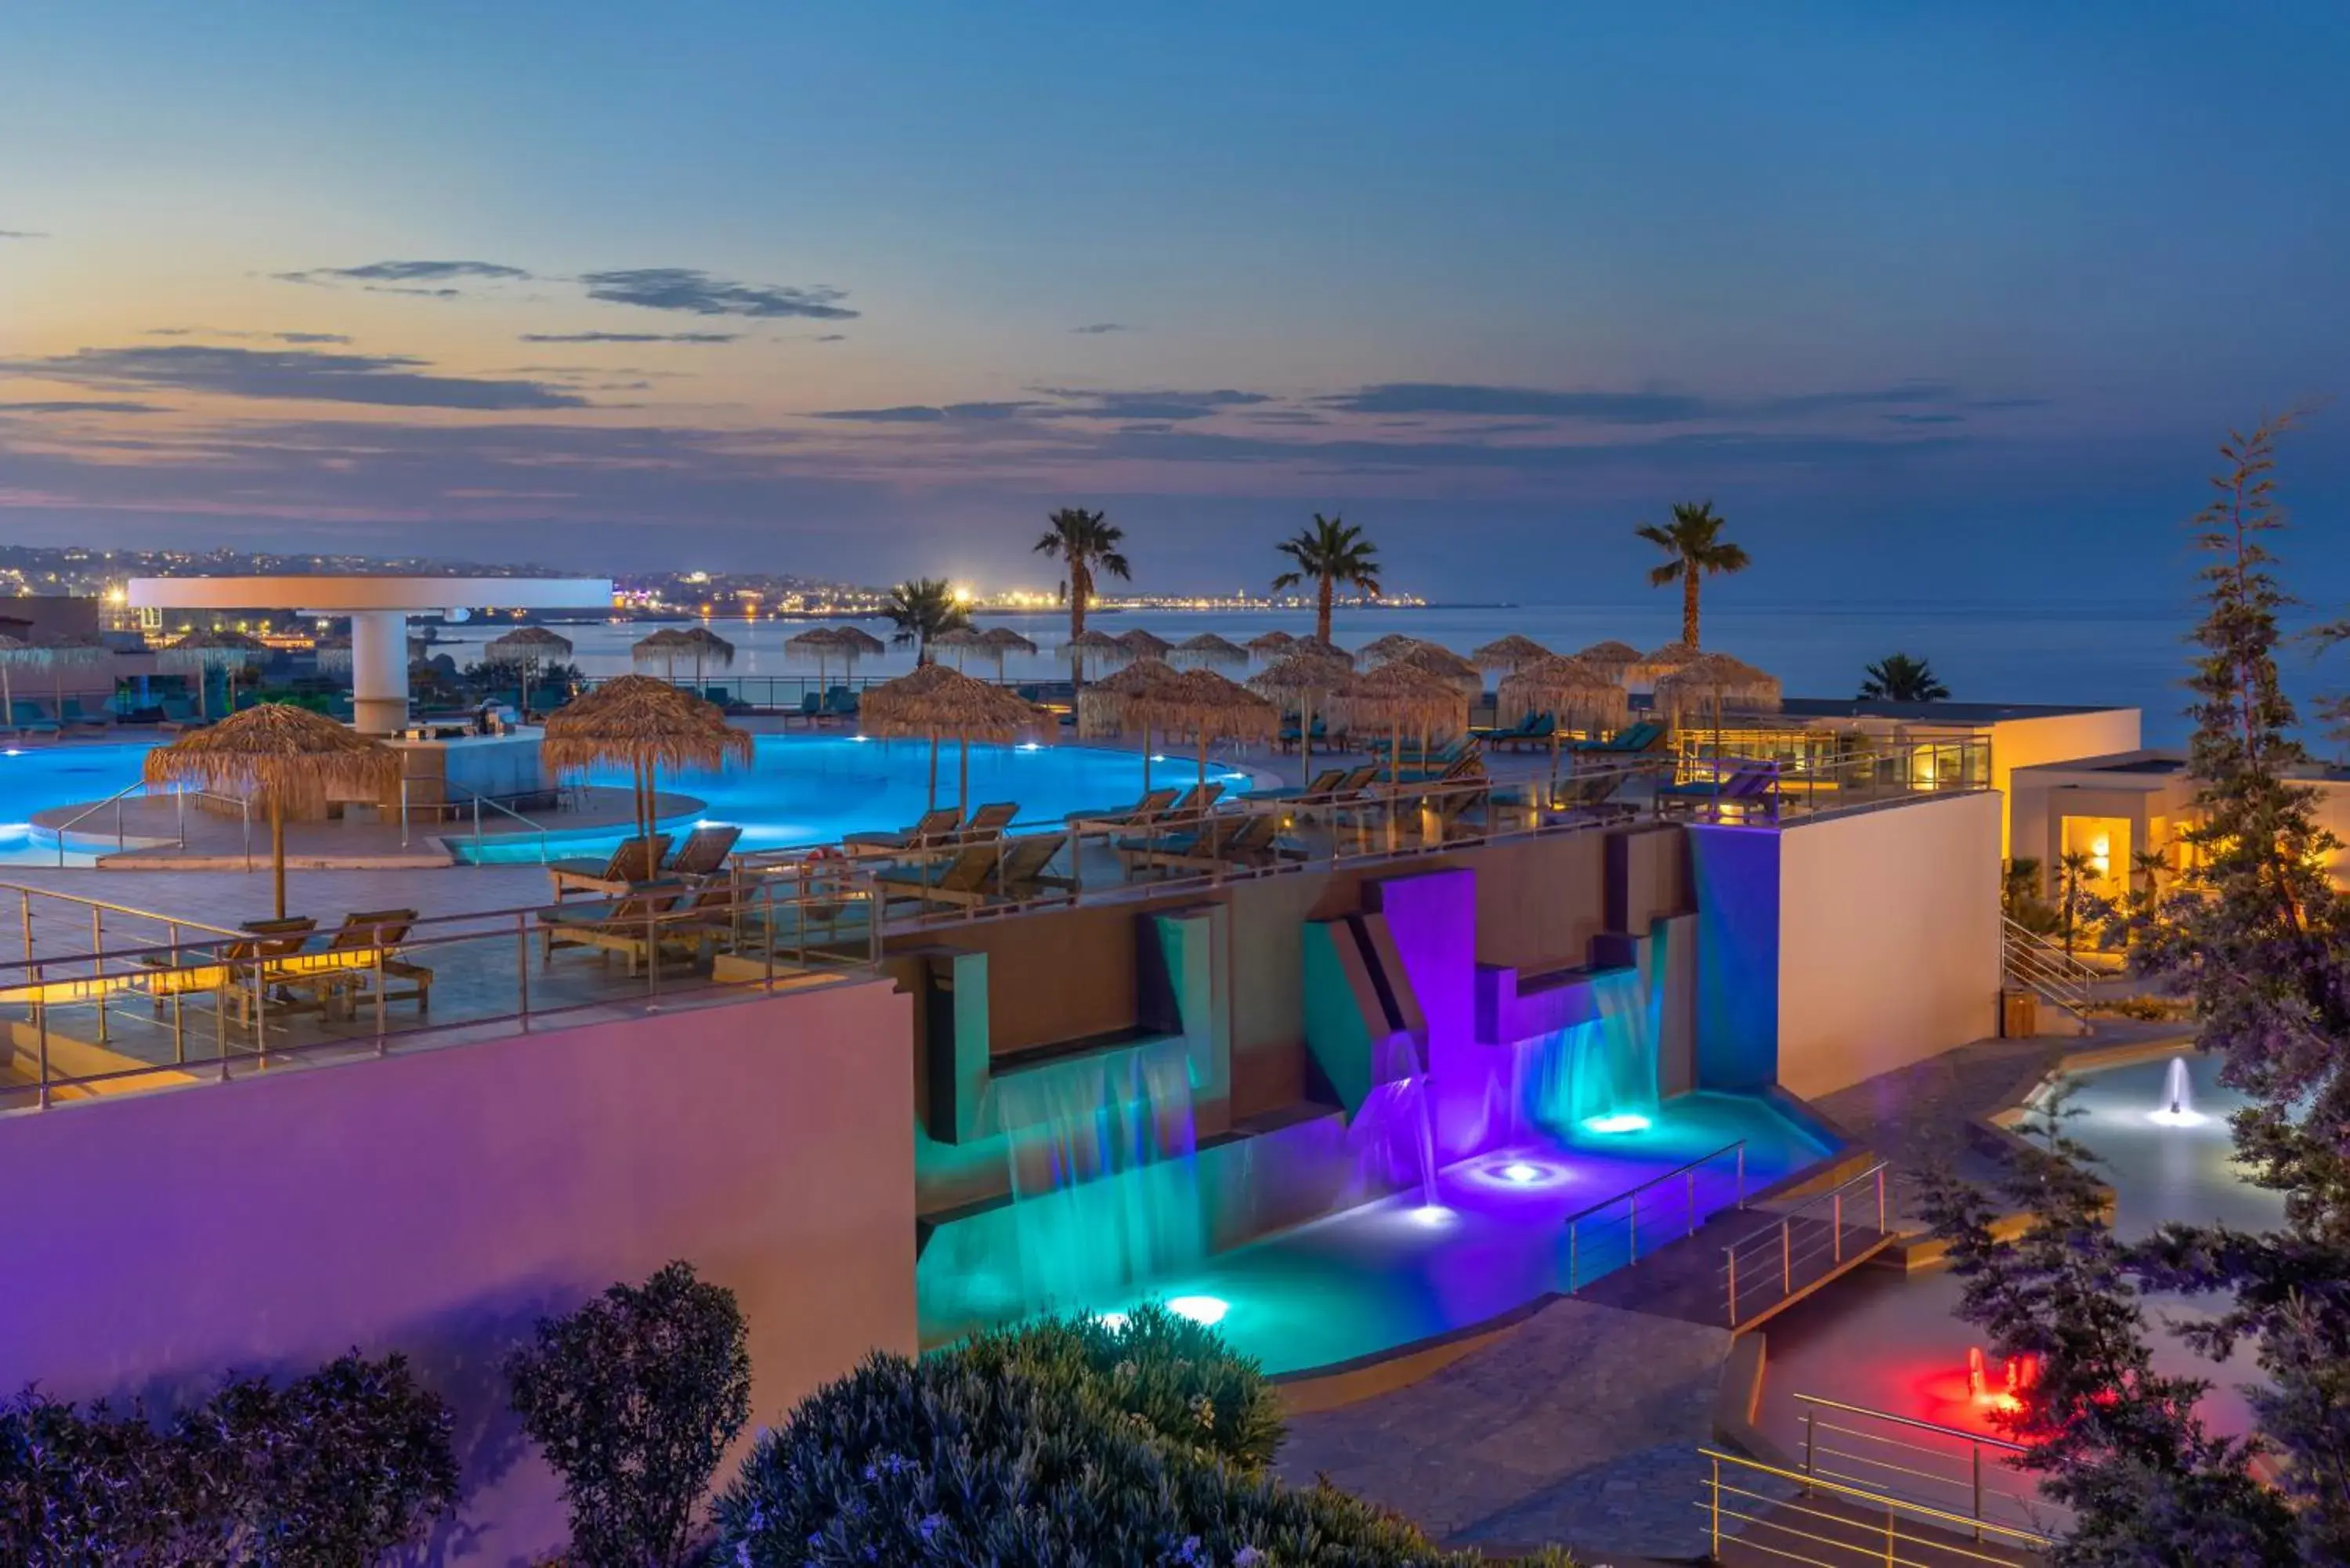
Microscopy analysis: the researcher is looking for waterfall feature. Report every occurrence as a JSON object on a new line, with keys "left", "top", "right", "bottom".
{"left": 992, "top": 1039, "right": 1205, "bottom": 1310}
{"left": 1345, "top": 1031, "right": 1440, "bottom": 1207}
{"left": 1510, "top": 964, "right": 1661, "bottom": 1139}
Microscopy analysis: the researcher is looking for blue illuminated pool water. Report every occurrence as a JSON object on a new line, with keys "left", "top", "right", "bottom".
{"left": 0, "top": 742, "right": 159, "bottom": 863}
{"left": 457, "top": 734, "right": 1213, "bottom": 862}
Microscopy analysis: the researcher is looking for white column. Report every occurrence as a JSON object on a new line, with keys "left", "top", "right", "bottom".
{"left": 349, "top": 609, "right": 411, "bottom": 734}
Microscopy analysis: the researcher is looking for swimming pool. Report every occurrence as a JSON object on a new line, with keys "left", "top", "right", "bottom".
{"left": 456, "top": 734, "right": 1218, "bottom": 862}
{"left": 0, "top": 742, "right": 159, "bottom": 863}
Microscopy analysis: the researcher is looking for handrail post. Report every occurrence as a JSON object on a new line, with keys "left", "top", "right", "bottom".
{"left": 1803, "top": 1408, "right": 1817, "bottom": 1495}
{"left": 1736, "top": 1143, "right": 1747, "bottom": 1207}
{"left": 1972, "top": 1443, "right": 1984, "bottom": 1541}
{"left": 1878, "top": 1163, "right": 1888, "bottom": 1233}
{"left": 1685, "top": 1166, "right": 1697, "bottom": 1237}
{"left": 1708, "top": 1453, "right": 1721, "bottom": 1557}
{"left": 1725, "top": 1247, "right": 1737, "bottom": 1324}
{"left": 1567, "top": 1223, "right": 1578, "bottom": 1292}
{"left": 515, "top": 911, "right": 530, "bottom": 1022}
{"left": 1834, "top": 1190, "right": 1844, "bottom": 1263}
{"left": 1626, "top": 1193, "right": 1638, "bottom": 1263}
{"left": 1782, "top": 1217, "right": 1793, "bottom": 1295}
{"left": 91, "top": 906, "right": 107, "bottom": 1045}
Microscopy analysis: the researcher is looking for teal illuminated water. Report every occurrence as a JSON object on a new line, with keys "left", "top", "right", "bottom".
{"left": 0, "top": 742, "right": 158, "bottom": 864}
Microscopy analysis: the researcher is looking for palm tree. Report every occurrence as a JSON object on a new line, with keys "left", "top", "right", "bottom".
{"left": 1858, "top": 652, "right": 1950, "bottom": 703}
{"left": 1271, "top": 513, "right": 1382, "bottom": 643}
{"left": 2057, "top": 850, "right": 2098, "bottom": 956}
{"left": 1034, "top": 508, "right": 1131, "bottom": 687}
{"left": 881, "top": 579, "right": 972, "bottom": 666}
{"left": 1636, "top": 500, "right": 1749, "bottom": 647}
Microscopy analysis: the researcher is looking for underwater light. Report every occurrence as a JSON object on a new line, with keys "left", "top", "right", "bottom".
{"left": 1500, "top": 1162, "right": 1544, "bottom": 1184}
{"left": 1017, "top": 742, "right": 1042, "bottom": 752}
{"left": 1095, "top": 1311, "right": 1130, "bottom": 1331}
{"left": 1148, "top": 753, "right": 1170, "bottom": 764}
{"left": 2, "top": 749, "right": 20, "bottom": 757}
{"left": 1407, "top": 1204, "right": 1456, "bottom": 1227}
{"left": 850, "top": 733, "right": 872, "bottom": 742}
{"left": 1167, "top": 1295, "right": 1228, "bottom": 1326}
{"left": 1582, "top": 1113, "right": 1653, "bottom": 1135}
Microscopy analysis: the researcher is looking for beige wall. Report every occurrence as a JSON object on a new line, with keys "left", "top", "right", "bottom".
{"left": 1776, "top": 790, "right": 2003, "bottom": 1100}
{"left": 0, "top": 978, "right": 916, "bottom": 1563}
{"left": 1990, "top": 710, "right": 2142, "bottom": 858}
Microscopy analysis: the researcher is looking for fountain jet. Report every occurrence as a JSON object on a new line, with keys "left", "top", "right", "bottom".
{"left": 2148, "top": 1057, "right": 2205, "bottom": 1127}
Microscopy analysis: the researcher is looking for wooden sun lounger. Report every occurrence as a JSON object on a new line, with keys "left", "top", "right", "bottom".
{"left": 547, "top": 833, "right": 674, "bottom": 899}
{"left": 536, "top": 883, "right": 700, "bottom": 974}
{"left": 268, "top": 908, "right": 434, "bottom": 1022}
{"left": 842, "top": 807, "right": 964, "bottom": 861}
{"left": 1116, "top": 813, "right": 1307, "bottom": 876}
{"left": 874, "top": 835, "right": 1070, "bottom": 911}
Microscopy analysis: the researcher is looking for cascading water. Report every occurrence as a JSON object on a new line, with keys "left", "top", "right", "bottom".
{"left": 2148, "top": 1056, "right": 2204, "bottom": 1126}
{"left": 990, "top": 1039, "right": 1205, "bottom": 1311}
{"left": 1345, "top": 1031, "right": 1440, "bottom": 1208}
{"left": 1509, "top": 965, "right": 1661, "bottom": 1138}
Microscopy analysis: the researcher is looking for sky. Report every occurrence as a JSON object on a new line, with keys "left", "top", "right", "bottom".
{"left": 2, "top": 2, "right": 2347, "bottom": 602}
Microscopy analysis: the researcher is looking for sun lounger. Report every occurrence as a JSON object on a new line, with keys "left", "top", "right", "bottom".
{"left": 1064, "top": 786, "right": 1180, "bottom": 829}
{"left": 547, "top": 833, "right": 674, "bottom": 898}
{"left": 57, "top": 696, "right": 112, "bottom": 734}
{"left": 842, "top": 807, "right": 964, "bottom": 859}
{"left": 536, "top": 883, "right": 697, "bottom": 973}
{"left": 1654, "top": 761, "right": 1777, "bottom": 817}
{"left": 269, "top": 908, "right": 433, "bottom": 1021}
{"left": 1571, "top": 720, "right": 1665, "bottom": 757}
{"left": 9, "top": 701, "right": 58, "bottom": 736}
{"left": 663, "top": 822, "right": 742, "bottom": 877}
{"left": 875, "top": 835, "right": 1071, "bottom": 910}
{"left": 136, "top": 916, "right": 317, "bottom": 1021}
{"left": 952, "top": 801, "right": 1020, "bottom": 842}
{"left": 1546, "top": 768, "right": 1640, "bottom": 824}
{"left": 1117, "top": 813, "right": 1307, "bottom": 876}
{"left": 1168, "top": 782, "right": 1224, "bottom": 816}
{"left": 1242, "top": 767, "right": 1347, "bottom": 804}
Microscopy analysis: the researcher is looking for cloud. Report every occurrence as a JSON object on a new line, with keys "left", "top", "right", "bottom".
{"left": 0, "top": 399, "right": 167, "bottom": 414}
{"left": 365, "top": 285, "right": 461, "bottom": 298}
{"left": 580, "top": 268, "right": 858, "bottom": 320}
{"left": 144, "top": 327, "right": 354, "bottom": 345}
{"left": 815, "top": 334, "right": 848, "bottom": 343}
{"left": 1883, "top": 412, "right": 1965, "bottom": 425}
{"left": 276, "top": 259, "right": 532, "bottom": 286}
{"left": 1070, "top": 322, "right": 1131, "bottom": 334}
{"left": 813, "top": 401, "right": 1041, "bottom": 424}
{"left": 1317, "top": 380, "right": 1972, "bottom": 424}
{"left": 4, "top": 344, "right": 587, "bottom": 410}
{"left": 0, "top": 229, "right": 45, "bottom": 240}
{"left": 273, "top": 331, "right": 352, "bottom": 345}
{"left": 1029, "top": 387, "right": 1273, "bottom": 421}
{"left": 519, "top": 331, "right": 739, "bottom": 344}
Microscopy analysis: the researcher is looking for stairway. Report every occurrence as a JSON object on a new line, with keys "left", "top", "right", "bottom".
{"left": 2000, "top": 917, "right": 2099, "bottom": 1036}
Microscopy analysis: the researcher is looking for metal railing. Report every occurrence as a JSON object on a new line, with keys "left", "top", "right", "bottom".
{"left": 2001, "top": 917, "right": 2098, "bottom": 1019}
{"left": 0, "top": 871, "right": 884, "bottom": 1111}
{"left": 45, "top": 784, "right": 255, "bottom": 865}
{"left": 1561, "top": 1139, "right": 1747, "bottom": 1293}
{"left": 1791, "top": 1394, "right": 2042, "bottom": 1544}
{"left": 1699, "top": 1447, "right": 2052, "bottom": 1566}
{"left": 1722, "top": 1162, "right": 1891, "bottom": 1328}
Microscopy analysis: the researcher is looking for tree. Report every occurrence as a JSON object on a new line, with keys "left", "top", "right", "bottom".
{"left": 1858, "top": 652, "right": 1950, "bottom": 703}
{"left": 1636, "top": 500, "right": 1748, "bottom": 647}
{"left": 880, "top": 579, "right": 972, "bottom": 666}
{"left": 508, "top": 1262, "right": 753, "bottom": 1567}
{"left": 1271, "top": 513, "right": 1382, "bottom": 643}
{"left": 1923, "top": 414, "right": 2350, "bottom": 1564}
{"left": 1032, "top": 508, "right": 1130, "bottom": 686}
{"left": 2056, "top": 849, "right": 2098, "bottom": 956}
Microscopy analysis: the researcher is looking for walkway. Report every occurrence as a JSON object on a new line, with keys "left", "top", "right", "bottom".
{"left": 1276, "top": 1296, "right": 1758, "bottom": 1563}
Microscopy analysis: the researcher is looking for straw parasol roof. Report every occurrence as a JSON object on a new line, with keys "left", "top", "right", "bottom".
{"left": 677, "top": 626, "right": 736, "bottom": 662}
{"left": 1076, "top": 657, "right": 1184, "bottom": 739}
{"left": 1575, "top": 639, "right": 1642, "bottom": 675}
{"left": 1470, "top": 634, "right": 1553, "bottom": 674}
{"left": 1116, "top": 627, "right": 1173, "bottom": 659}
{"left": 1247, "top": 645, "right": 1358, "bottom": 764}
{"left": 542, "top": 675, "right": 752, "bottom": 843}
{"left": 1629, "top": 641, "right": 1702, "bottom": 683}
{"left": 786, "top": 627, "right": 845, "bottom": 656}
{"left": 1127, "top": 667, "right": 1278, "bottom": 788}
{"left": 144, "top": 703, "right": 401, "bottom": 918}
{"left": 1246, "top": 629, "right": 1296, "bottom": 657}
{"left": 1287, "top": 634, "right": 1347, "bottom": 663}
{"left": 1171, "top": 631, "right": 1249, "bottom": 668}
{"left": 485, "top": 626, "right": 573, "bottom": 661}
{"left": 1388, "top": 641, "right": 1484, "bottom": 695}
{"left": 1653, "top": 652, "right": 1781, "bottom": 728}
{"left": 1495, "top": 655, "right": 1631, "bottom": 732}
{"left": 861, "top": 662, "right": 1048, "bottom": 807}
{"left": 1338, "top": 659, "right": 1470, "bottom": 736}
{"left": 977, "top": 626, "right": 1038, "bottom": 656}
{"left": 832, "top": 626, "right": 886, "bottom": 656}
{"left": 931, "top": 627, "right": 985, "bottom": 667}
{"left": 160, "top": 628, "right": 268, "bottom": 719}
{"left": 1356, "top": 632, "right": 1426, "bottom": 667}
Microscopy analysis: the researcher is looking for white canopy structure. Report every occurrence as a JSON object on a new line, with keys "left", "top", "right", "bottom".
{"left": 128, "top": 576, "right": 613, "bottom": 734}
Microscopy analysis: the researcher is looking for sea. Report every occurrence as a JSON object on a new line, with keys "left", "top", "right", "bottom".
{"left": 425, "top": 597, "right": 2349, "bottom": 748}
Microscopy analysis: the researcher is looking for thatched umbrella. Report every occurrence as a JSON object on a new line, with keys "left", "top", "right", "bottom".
{"left": 0, "top": 634, "right": 37, "bottom": 732}
{"left": 631, "top": 627, "right": 697, "bottom": 681}
{"left": 1246, "top": 629, "right": 1296, "bottom": 659}
{"left": 161, "top": 629, "right": 267, "bottom": 720}
{"left": 1356, "top": 632, "right": 1426, "bottom": 667}
{"left": 1498, "top": 655, "right": 1632, "bottom": 782}
{"left": 313, "top": 630, "right": 352, "bottom": 677}
{"left": 1575, "top": 639, "right": 1642, "bottom": 679}
{"left": 1077, "top": 656, "right": 1184, "bottom": 791}
{"left": 976, "top": 626, "right": 1038, "bottom": 682}
{"left": 541, "top": 674, "right": 752, "bottom": 851}
{"left": 786, "top": 625, "right": 848, "bottom": 688}
{"left": 1171, "top": 631, "right": 1249, "bottom": 669}
{"left": 143, "top": 703, "right": 400, "bottom": 919}
{"left": 485, "top": 625, "right": 574, "bottom": 715}
{"left": 1470, "top": 634, "right": 1553, "bottom": 674}
{"left": 1065, "top": 628, "right": 1126, "bottom": 683}
{"left": 673, "top": 626, "right": 736, "bottom": 690}
{"left": 1117, "top": 627, "right": 1173, "bottom": 661}
{"left": 1130, "top": 667, "right": 1278, "bottom": 791}
{"left": 932, "top": 627, "right": 985, "bottom": 670}
{"left": 1288, "top": 634, "right": 1348, "bottom": 663}
{"left": 1629, "top": 640, "right": 1702, "bottom": 685}
{"left": 1247, "top": 645, "right": 1358, "bottom": 769}
{"left": 1654, "top": 652, "right": 1781, "bottom": 737}
{"left": 861, "top": 662, "right": 1046, "bottom": 810}
{"left": 1389, "top": 641, "right": 1484, "bottom": 698}
{"left": 1340, "top": 661, "right": 1470, "bottom": 779}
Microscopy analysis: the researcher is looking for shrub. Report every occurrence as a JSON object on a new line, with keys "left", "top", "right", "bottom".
{"left": 995, "top": 1303, "right": 1285, "bottom": 1472}
{"left": 0, "top": 1352, "right": 457, "bottom": 1566}
{"left": 507, "top": 1261, "right": 752, "bottom": 1567}
{"left": 714, "top": 1311, "right": 1576, "bottom": 1567}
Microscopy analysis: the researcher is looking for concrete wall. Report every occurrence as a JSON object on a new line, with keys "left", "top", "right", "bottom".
{"left": 1990, "top": 710, "right": 2143, "bottom": 858}
{"left": 1686, "top": 824, "right": 1783, "bottom": 1090}
{"left": 0, "top": 979, "right": 917, "bottom": 1566}
{"left": 1775, "top": 791, "right": 2003, "bottom": 1100}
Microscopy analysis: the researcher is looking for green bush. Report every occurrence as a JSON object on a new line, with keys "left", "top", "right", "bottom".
{"left": 0, "top": 1351, "right": 457, "bottom": 1566}
{"left": 506, "top": 1261, "right": 752, "bottom": 1567}
{"left": 714, "top": 1308, "right": 1574, "bottom": 1567}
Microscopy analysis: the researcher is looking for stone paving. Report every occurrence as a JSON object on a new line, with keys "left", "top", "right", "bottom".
{"left": 1277, "top": 1297, "right": 1748, "bottom": 1562}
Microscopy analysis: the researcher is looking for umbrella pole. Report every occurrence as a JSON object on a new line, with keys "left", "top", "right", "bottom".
{"left": 269, "top": 794, "right": 287, "bottom": 921}
{"left": 927, "top": 726, "right": 940, "bottom": 811}
{"left": 1197, "top": 731, "right": 1209, "bottom": 793}
{"left": 1143, "top": 724, "right": 1152, "bottom": 793}
{"left": 1301, "top": 693, "right": 1313, "bottom": 773}
{"left": 959, "top": 729, "right": 970, "bottom": 813}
